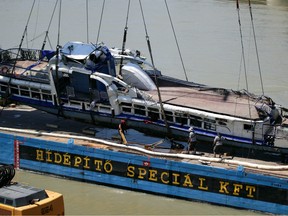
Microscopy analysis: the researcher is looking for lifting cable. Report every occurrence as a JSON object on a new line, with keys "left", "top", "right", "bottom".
{"left": 86, "top": 0, "right": 105, "bottom": 57}
{"left": 164, "top": 0, "right": 188, "bottom": 81}
{"left": 11, "top": 0, "right": 36, "bottom": 76}
{"left": 119, "top": 0, "right": 131, "bottom": 76}
{"left": 139, "top": 0, "right": 171, "bottom": 137}
{"left": 41, "top": 0, "right": 58, "bottom": 51}
{"left": 236, "top": 0, "right": 252, "bottom": 119}
{"left": 31, "top": 0, "right": 40, "bottom": 48}
{"left": 54, "top": 0, "right": 64, "bottom": 117}
{"left": 86, "top": 0, "right": 89, "bottom": 43}
{"left": 1, "top": 0, "right": 36, "bottom": 109}
{"left": 96, "top": 0, "right": 106, "bottom": 45}
{"left": 236, "top": 0, "right": 255, "bottom": 154}
{"left": 248, "top": 0, "right": 264, "bottom": 96}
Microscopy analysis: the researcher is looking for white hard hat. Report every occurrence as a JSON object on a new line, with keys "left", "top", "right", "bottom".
{"left": 189, "top": 127, "right": 194, "bottom": 131}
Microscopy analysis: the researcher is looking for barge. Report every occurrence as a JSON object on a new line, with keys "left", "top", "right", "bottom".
{"left": 0, "top": 105, "right": 287, "bottom": 215}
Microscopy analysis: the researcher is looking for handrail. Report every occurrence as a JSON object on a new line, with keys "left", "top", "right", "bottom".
{"left": 0, "top": 48, "right": 51, "bottom": 63}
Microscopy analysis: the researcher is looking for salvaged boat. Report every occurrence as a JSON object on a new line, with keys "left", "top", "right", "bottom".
{"left": 0, "top": 0, "right": 288, "bottom": 157}
{"left": 0, "top": 43, "right": 288, "bottom": 155}
{"left": 0, "top": 164, "right": 64, "bottom": 215}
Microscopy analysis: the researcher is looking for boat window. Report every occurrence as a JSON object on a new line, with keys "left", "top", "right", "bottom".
{"left": 42, "top": 89, "right": 50, "bottom": 94}
{"left": 91, "top": 80, "right": 110, "bottom": 104}
{"left": 31, "top": 88, "right": 39, "bottom": 92}
{"left": 216, "top": 118, "right": 227, "bottom": 122}
{"left": 134, "top": 104, "right": 146, "bottom": 116}
{"left": 58, "top": 77, "right": 70, "bottom": 95}
{"left": 66, "top": 86, "right": 75, "bottom": 98}
{"left": 99, "top": 105, "right": 111, "bottom": 113}
{"left": 189, "top": 115, "right": 202, "bottom": 127}
{"left": 70, "top": 101, "right": 81, "bottom": 107}
{"left": 70, "top": 71, "right": 90, "bottom": 100}
{"left": 121, "top": 102, "right": 132, "bottom": 113}
{"left": 216, "top": 118, "right": 227, "bottom": 126}
{"left": 20, "top": 90, "right": 30, "bottom": 97}
{"left": 175, "top": 113, "right": 188, "bottom": 125}
{"left": 148, "top": 107, "right": 159, "bottom": 121}
{"left": 218, "top": 121, "right": 227, "bottom": 126}
{"left": 42, "top": 94, "right": 52, "bottom": 101}
{"left": 20, "top": 86, "right": 29, "bottom": 90}
{"left": 0, "top": 84, "right": 7, "bottom": 92}
{"left": 91, "top": 89, "right": 100, "bottom": 103}
{"left": 204, "top": 118, "right": 216, "bottom": 130}
{"left": 32, "top": 92, "right": 40, "bottom": 99}
{"left": 244, "top": 124, "right": 253, "bottom": 131}
{"left": 122, "top": 102, "right": 132, "bottom": 107}
{"left": 10, "top": 84, "right": 19, "bottom": 94}
{"left": 163, "top": 111, "right": 173, "bottom": 122}
{"left": 100, "top": 91, "right": 109, "bottom": 103}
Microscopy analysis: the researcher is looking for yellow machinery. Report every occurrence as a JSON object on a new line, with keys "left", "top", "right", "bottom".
{"left": 0, "top": 164, "right": 64, "bottom": 215}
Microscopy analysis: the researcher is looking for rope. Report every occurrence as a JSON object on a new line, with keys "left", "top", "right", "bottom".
{"left": 53, "top": 0, "right": 64, "bottom": 118}
{"left": 12, "top": 0, "right": 36, "bottom": 72}
{"left": 86, "top": 0, "right": 89, "bottom": 43}
{"left": 236, "top": 0, "right": 255, "bottom": 157}
{"left": 139, "top": 0, "right": 171, "bottom": 137}
{"left": 164, "top": 0, "right": 188, "bottom": 82}
{"left": 119, "top": 0, "right": 131, "bottom": 76}
{"left": 20, "top": 0, "right": 36, "bottom": 51}
{"left": 41, "top": 0, "right": 58, "bottom": 51}
{"left": 96, "top": 0, "right": 106, "bottom": 45}
{"left": 248, "top": 0, "right": 265, "bottom": 96}
{"left": 2, "top": 0, "right": 36, "bottom": 109}
{"left": 31, "top": 0, "right": 40, "bottom": 48}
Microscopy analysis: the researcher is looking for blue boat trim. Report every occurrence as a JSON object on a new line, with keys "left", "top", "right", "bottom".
{"left": 9, "top": 94, "right": 264, "bottom": 146}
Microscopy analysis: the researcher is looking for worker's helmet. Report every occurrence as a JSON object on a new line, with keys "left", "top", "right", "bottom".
{"left": 121, "top": 120, "right": 126, "bottom": 124}
{"left": 189, "top": 127, "right": 194, "bottom": 132}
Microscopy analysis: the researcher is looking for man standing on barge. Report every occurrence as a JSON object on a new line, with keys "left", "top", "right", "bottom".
{"left": 213, "top": 133, "right": 224, "bottom": 158}
{"left": 187, "top": 127, "right": 197, "bottom": 154}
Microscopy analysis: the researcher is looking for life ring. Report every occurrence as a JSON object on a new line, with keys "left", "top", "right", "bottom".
{"left": 0, "top": 66, "right": 9, "bottom": 74}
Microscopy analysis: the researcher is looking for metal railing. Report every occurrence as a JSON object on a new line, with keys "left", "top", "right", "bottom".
{"left": 0, "top": 48, "right": 52, "bottom": 63}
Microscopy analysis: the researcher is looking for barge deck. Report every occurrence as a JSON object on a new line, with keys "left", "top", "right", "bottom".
{"left": 0, "top": 104, "right": 287, "bottom": 214}
{"left": 0, "top": 104, "right": 287, "bottom": 178}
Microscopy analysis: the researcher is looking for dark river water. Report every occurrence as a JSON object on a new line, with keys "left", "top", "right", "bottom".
{"left": 2, "top": 0, "right": 288, "bottom": 215}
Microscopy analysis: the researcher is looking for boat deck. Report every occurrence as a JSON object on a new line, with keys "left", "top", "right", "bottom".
{"left": 0, "top": 60, "right": 49, "bottom": 81}
{"left": 148, "top": 87, "right": 265, "bottom": 119}
{"left": 0, "top": 104, "right": 287, "bottom": 179}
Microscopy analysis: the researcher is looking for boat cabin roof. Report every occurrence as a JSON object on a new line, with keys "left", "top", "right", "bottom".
{"left": 61, "top": 41, "right": 95, "bottom": 60}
